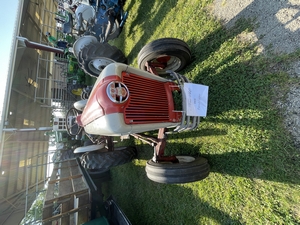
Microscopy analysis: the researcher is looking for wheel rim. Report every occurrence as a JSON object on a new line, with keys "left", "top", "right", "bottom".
{"left": 88, "top": 57, "right": 115, "bottom": 74}
{"left": 175, "top": 156, "right": 195, "bottom": 163}
{"left": 73, "top": 35, "right": 98, "bottom": 58}
{"left": 155, "top": 156, "right": 195, "bottom": 164}
{"left": 150, "top": 55, "right": 182, "bottom": 73}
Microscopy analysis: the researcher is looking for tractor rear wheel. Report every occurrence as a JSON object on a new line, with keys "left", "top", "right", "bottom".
{"left": 145, "top": 156, "right": 209, "bottom": 184}
{"left": 137, "top": 38, "right": 191, "bottom": 75}
{"left": 86, "top": 169, "right": 111, "bottom": 181}
{"left": 80, "top": 146, "right": 137, "bottom": 171}
{"left": 59, "top": 149, "right": 81, "bottom": 161}
{"left": 78, "top": 42, "right": 127, "bottom": 77}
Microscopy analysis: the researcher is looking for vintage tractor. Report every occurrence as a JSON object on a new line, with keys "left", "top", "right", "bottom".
{"left": 66, "top": 38, "right": 210, "bottom": 184}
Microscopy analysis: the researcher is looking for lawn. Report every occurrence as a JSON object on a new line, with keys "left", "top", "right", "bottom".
{"left": 104, "top": 0, "right": 300, "bottom": 224}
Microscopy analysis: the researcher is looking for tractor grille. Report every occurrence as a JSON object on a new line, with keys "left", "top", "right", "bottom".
{"left": 122, "top": 72, "right": 172, "bottom": 124}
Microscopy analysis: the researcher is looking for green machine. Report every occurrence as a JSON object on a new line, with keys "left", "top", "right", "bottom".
{"left": 64, "top": 53, "right": 96, "bottom": 97}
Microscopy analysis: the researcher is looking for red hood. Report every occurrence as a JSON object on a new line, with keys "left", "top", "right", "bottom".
{"left": 80, "top": 75, "right": 129, "bottom": 126}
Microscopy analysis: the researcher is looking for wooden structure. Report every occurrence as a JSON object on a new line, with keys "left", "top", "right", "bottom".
{"left": 42, "top": 159, "right": 92, "bottom": 225}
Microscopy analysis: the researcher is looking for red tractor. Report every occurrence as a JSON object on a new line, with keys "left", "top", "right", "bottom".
{"left": 66, "top": 38, "right": 210, "bottom": 184}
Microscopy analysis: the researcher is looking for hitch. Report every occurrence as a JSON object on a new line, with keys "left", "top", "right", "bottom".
{"left": 131, "top": 128, "right": 179, "bottom": 163}
{"left": 145, "top": 56, "right": 172, "bottom": 75}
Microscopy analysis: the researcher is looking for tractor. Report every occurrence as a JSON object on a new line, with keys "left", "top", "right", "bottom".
{"left": 66, "top": 38, "right": 210, "bottom": 184}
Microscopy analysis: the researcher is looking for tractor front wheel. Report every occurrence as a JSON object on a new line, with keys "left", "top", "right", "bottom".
{"left": 145, "top": 156, "right": 209, "bottom": 184}
{"left": 137, "top": 38, "right": 191, "bottom": 75}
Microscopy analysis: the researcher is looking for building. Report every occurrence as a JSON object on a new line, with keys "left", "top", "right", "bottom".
{"left": 0, "top": 0, "right": 69, "bottom": 224}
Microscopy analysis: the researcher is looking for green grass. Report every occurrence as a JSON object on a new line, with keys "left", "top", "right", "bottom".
{"left": 103, "top": 0, "right": 300, "bottom": 224}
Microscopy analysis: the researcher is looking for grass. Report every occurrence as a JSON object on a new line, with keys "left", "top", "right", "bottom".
{"left": 102, "top": 0, "right": 300, "bottom": 224}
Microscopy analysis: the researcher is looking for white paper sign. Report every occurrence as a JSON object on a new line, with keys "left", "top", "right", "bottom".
{"left": 183, "top": 83, "right": 209, "bottom": 117}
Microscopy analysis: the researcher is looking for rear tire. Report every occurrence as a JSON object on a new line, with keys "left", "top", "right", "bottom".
{"left": 80, "top": 146, "right": 137, "bottom": 170}
{"left": 138, "top": 38, "right": 191, "bottom": 75}
{"left": 59, "top": 149, "right": 81, "bottom": 161}
{"left": 145, "top": 156, "right": 209, "bottom": 184}
{"left": 78, "top": 42, "right": 127, "bottom": 77}
{"left": 87, "top": 169, "right": 111, "bottom": 181}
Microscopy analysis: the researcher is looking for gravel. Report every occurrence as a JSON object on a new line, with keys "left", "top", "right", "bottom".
{"left": 212, "top": 0, "right": 300, "bottom": 147}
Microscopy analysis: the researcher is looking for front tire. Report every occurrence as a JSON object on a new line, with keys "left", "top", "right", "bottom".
{"left": 145, "top": 156, "right": 209, "bottom": 184}
{"left": 137, "top": 38, "right": 191, "bottom": 75}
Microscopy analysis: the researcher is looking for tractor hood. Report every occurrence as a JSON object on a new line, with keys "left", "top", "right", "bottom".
{"left": 80, "top": 63, "right": 182, "bottom": 136}
{"left": 80, "top": 75, "right": 129, "bottom": 126}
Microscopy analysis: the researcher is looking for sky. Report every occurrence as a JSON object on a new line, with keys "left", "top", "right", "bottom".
{"left": 0, "top": 0, "right": 20, "bottom": 120}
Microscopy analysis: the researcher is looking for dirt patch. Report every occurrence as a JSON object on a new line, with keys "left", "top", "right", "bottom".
{"left": 212, "top": 0, "right": 300, "bottom": 53}
{"left": 212, "top": 0, "right": 300, "bottom": 147}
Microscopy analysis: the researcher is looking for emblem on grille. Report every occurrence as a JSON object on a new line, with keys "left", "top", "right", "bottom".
{"left": 106, "top": 81, "right": 129, "bottom": 103}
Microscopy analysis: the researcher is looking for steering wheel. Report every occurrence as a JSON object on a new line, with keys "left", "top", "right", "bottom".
{"left": 65, "top": 107, "right": 83, "bottom": 136}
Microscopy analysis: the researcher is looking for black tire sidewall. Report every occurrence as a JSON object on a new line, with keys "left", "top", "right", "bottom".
{"left": 87, "top": 169, "right": 111, "bottom": 180}
{"left": 137, "top": 38, "right": 191, "bottom": 75}
{"left": 138, "top": 50, "right": 190, "bottom": 73}
{"left": 145, "top": 157, "right": 210, "bottom": 184}
{"left": 78, "top": 42, "right": 127, "bottom": 77}
{"left": 80, "top": 146, "right": 137, "bottom": 170}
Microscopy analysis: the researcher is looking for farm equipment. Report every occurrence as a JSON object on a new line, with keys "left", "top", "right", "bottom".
{"left": 54, "top": 0, "right": 129, "bottom": 79}
{"left": 63, "top": 0, "right": 128, "bottom": 43}
{"left": 73, "top": 37, "right": 127, "bottom": 77}
{"left": 62, "top": 54, "right": 95, "bottom": 96}
{"left": 66, "top": 38, "right": 210, "bottom": 184}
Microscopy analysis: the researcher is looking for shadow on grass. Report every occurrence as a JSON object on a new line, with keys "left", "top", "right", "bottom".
{"left": 123, "top": 0, "right": 179, "bottom": 63}
{"left": 168, "top": 128, "right": 228, "bottom": 139}
{"left": 187, "top": 17, "right": 255, "bottom": 66}
{"left": 146, "top": 128, "right": 228, "bottom": 140}
{"left": 111, "top": 0, "right": 300, "bottom": 187}
{"left": 105, "top": 163, "right": 243, "bottom": 225}
{"left": 102, "top": 1, "right": 300, "bottom": 223}
{"left": 133, "top": 140, "right": 299, "bottom": 185}
{"left": 183, "top": 19, "right": 267, "bottom": 114}
{"left": 102, "top": 134, "right": 299, "bottom": 224}
{"left": 205, "top": 149, "right": 299, "bottom": 184}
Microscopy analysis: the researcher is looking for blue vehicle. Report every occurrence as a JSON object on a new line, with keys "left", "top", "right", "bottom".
{"left": 64, "top": 0, "right": 128, "bottom": 42}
